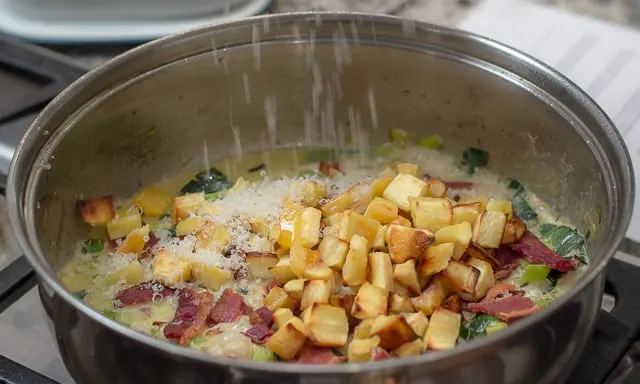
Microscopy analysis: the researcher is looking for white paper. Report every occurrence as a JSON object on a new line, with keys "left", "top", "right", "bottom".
{"left": 459, "top": 0, "right": 640, "bottom": 241}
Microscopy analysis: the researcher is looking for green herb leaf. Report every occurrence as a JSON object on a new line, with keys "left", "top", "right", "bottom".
{"left": 461, "top": 147, "right": 488, "bottom": 174}
{"left": 418, "top": 135, "right": 443, "bottom": 149}
{"left": 390, "top": 128, "right": 410, "bottom": 145}
{"left": 538, "top": 223, "right": 585, "bottom": 258}
{"left": 189, "top": 335, "right": 208, "bottom": 347}
{"left": 520, "top": 264, "right": 551, "bottom": 284}
{"left": 82, "top": 238, "right": 104, "bottom": 254}
{"left": 507, "top": 178, "right": 525, "bottom": 194}
{"left": 102, "top": 310, "right": 118, "bottom": 320}
{"left": 205, "top": 191, "right": 226, "bottom": 201}
{"left": 239, "top": 288, "right": 249, "bottom": 295}
{"left": 168, "top": 228, "right": 177, "bottom": 238}
{"left": 252, "top": 345, "right": 279, "bottom": 362}
{"left": 460, "top": 314, "right": 502, "bottom": 340}
{"left": 180, "top": 167, "right": 231, "bottom": 195}
{"left": 506, "top": 179, "right": 537, "bottom": 221}
{"left": 76, "top": 290, "right": 88, "bottom": 299}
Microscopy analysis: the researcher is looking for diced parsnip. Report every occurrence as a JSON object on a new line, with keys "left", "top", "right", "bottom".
{"left": 133, "top": 186, "right": 172, "bottom": 217}
{"left": 501, "top": 218, "right": 526, "bottom": 244}
{"left": 370, "top": 177, "right": 394, "bottom": 197}
{"left": 412, "top": 278, "right": 448, "bottom": 316}
{"left": 291, "top": 180, "right": 327, "bottom": 207}
{"left": 392, "top": 260, "right": 421, "bottom": 295}
{"left": 273, "top": 201, "right": 302, "bottom": 250}
{"left": 348, "top": 336, "right": 381, "bottom": 363}
{"left": 373, "top": 225, "right": 388, "bottom": 250}
{"left": 339, "top": 210, "right": 382, "bottom": 243}
{"left": 175, "top": 216, "right": 206, "bottom": 236}
{"left": 269, "top": 257, "right": 298, "bottom": 284}
{"left": 466, "top": 244, "right": 499, "bottom": 269}
{"left": 284, "top": 279, "right": 306, "bottom": 300}
{"left": 393, "top": 282, "right": 410, "bottom": 297}
{"left": 364, "top": 197, "right": 399, "bottom": 224}
{"left": 417, "top": 243, "right": 454, "bottom": 278}
{"left": 394, "top": 339, "right": 424, "bottom": 357}
{"left": 424, "top": 308, "right": 461, "bottom": 350}
{"left": 195, "top": 223, "right": 230, "bottom": 251}
{"left": 452, "top": 202, "right": 483, "bottom": 226}
{"left": 266, "top": 318, "right": 308, "bottom": 360}
{"left": 351, "top": 282, "right": 388, "bottom": 320}
{"left": 383, "top": 173, "right": 429, "bottom": 212}
{"left": 77, "top": 196, "right": 115, "bottom": 226}
{"left": 370, "top": 314, "right": 418, "bottom": 350}
{"left": 404, "top": 312, "right": 429, "bottom": 337}
{"left": 305, "top": 262, "right": 334, "bottom": 280}
{"left": 389, "top": 293, "right": 415, "bottom": 314}
{"left": 325, "top": 213, "right": 343, "bottom": 227}
{"left": 107, "top": 213, "right": 142, "bottom": 240}
{"left": 320, "top": 184, "right": 362, "bottom": 216}
{"left": 353, "top": 318, "right": 374, "bottom": 339}
{"left": 249, "top": 217, "right": 270, "bottom": 236}
{"left": 409, "top": 197, "right": 453, "bottom": 232}
{"left": 318, "top": 235, "right": 349, "bottom": 270}
{"left": 301, "top": 280, "right": 332, "bottom": 311}
{"left": 342, "top": 234, "right": 369, "bottom": 287}
{"left": 273, "top": 308, "right": 295, "bottom": 329}
{"left": 117, "top": 224, "right": 150, "bottom": 255}
{"left": 152, "top": 250, "right": 192, "bottom": 286}
{"left": 369, "top": 252, "right": 394, "bottom": 292}
{"left": 472, "top": 210, "right": 507, "bottom": 248}
{"left": 294, "top": 207, "right": 322, "bottom": 248}
{"left": 441, "top": 260, "right": 480, "bottom": 296}
{"left": 385, "top": 224, "right": 434, "bottom": 264}
{"left": 246, "top": 252, "right": 279, "bottom": 279}
{"left": 303, "top": 303, "right": 349, "bottom": 347}
{"left": 425, "top": 179, "right": 448, "bottom": 198}
{"left": 290, "top": 244, "right": 318, "bottom": 278}
{"left": 172, "top": 192, "right": 205, "bottom": 224}
{"left": 465, "top": 258, "right": 496, "bottom": 301}
{"left": 434, "top": 222, "right": 473, "bottom": 260}
{"left": 486, "top": 199, "right": 513, "bottom": 219}
{"left": 390, "top": 216, "right": 413, "bottom": 227}
{"left": 105, "top": 261, "right": 145, "bottom": 285}
{"left": 396, "top": 163, "right": 419, "bottom": 177}
{"left": 442, "top": 294, "right": 462, "bottom": 313}
{"left": 457, "top": 198, "right": 488, "bottom": 210}
{"left": 264, "top": 286, "right": 296, "bottom": 312}
{"left": 192, "top": 262, "right": 233, "bottom": 290}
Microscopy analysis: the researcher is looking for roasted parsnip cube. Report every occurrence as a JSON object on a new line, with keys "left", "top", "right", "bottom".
{"left": 301, "top": 280, "right": 332, "bottom": 311}
{"left": 364, "top": 197, "right": 399, "bottom": 224}
{"left": 441, "top": 260, "right": 480, "bottom": 296}
{"left": 424, "top": 308, "right": 461, "bottom": 350}
{"left": 394, "top": 339, "right": 424, "bottom": 357}
{"left": 417, "top": 243, "right": 454, "bottom": 278}
{"left": 348, "top": 336, "right": 381, "bottom": 363}
{"left": 78, "top": 196, "right": 116, "bottom": 226}
{"left": 273, "top": 308, "right": 295, "bottom": 329}
{"left": 175, "top": 216, "right": 206, "bottom": 236}
{"left": 195, "top": 223, "right": 230, "bottom": 252}
{"left": 390, "top": 216, "right": 413, "bottom": 227}
{"left": 486, "top": 199, "right": 513, "bottom": 219}
{"left": 373, "top": 225, "right": 388, "bottom": 250}
{"left": 339, "top": 210, "right": 381, "bottom": 243}
{"left": 452, "top": 202, "right": 483, "bottom": 226}
{"left": 320, "top": 184, "right": 361, "bottom": 216}
{"left": 284, "top": 278, "right": 305, "bottom": 300}
{"left": 105, "top": 261, "right": 145, "bottom": 285}
{"left": 353, "top": 318, "right": 374, "bottom": 339}
{"left": 370, "top": 176, "right": 394, "bottom": 197}
{"left": 396, "top": 163, "right": 420, "bottom": 177}
{"left": 386, "top": 224, "right": 434, "bottom": 264}
{"left": 425, "top": 179, "right": 448, "bottom": 198}
{"left": 442, "top": 294, "right": 462, "bottom": 313}
{"left": 412, "top": 279, "right": 447, "bottom": 316}
{"left": 370, "top": 314, "right": 418, "bottom": 350}
{"left": 192, "top": 262, "right": 232, "bottom": 290}
{"left": 383, "top": 173, "right": 429, "bottom": 212}
{"left": 305, "top": 262, "right": 334, "bottom": 280}
{"left": 107, "top": 213, "right": 142, "bottom": 240}
{"left": 325, "top": 213, "right": 343, "bottom": 227}
{"left": 172, "top": 192, "right": 205, "bottom": 223}
{"left": 466, "top": 244, "right": 499, "bottom": 269}
{"left": 392, "top": 260, "right": 421, "bottom": 295}
{"left": 264, "top": 286, "right": 296, "bottom": 311}
{"left": 266, "top": 317, "right": 308, "bottom": 360}
{"left": 369, "top": 252, "right": 394, "bottom": 292}
{"left": 379, "top": 167, "right": 397, "bottom": 178}
{"left": 404, "top": 312, "right": 429, "bottom": 337}
{"left": 472, "top": 210, "right": 508, "bottom": 248}
{"left": 303, "top": 303, "right": 349, "bottom": 347}
{"left": 434, "top": 222, "right": 473, "bottom": 260}
{"left": 133, "top": 186, "right": 172, "bottom": 217}
{"left": 291, "top": 180, "right": 327, "bottom": 207}
{"left": 352, "top": 282, "right": 388, "bottom": 320}
{"left": 342, "top": 234, "right": 369, "bottom": 287}
{"left": 269, "top": 257, "right": 298, "bottom": 284}
{"left": 290, "top": 244, "right": 318, "bottom": 278}
{"left": 389, "top": 293, "right": 415, "bottom": 314}
{"left": 393, "top": 282, "right": 410, "bottom": 297}
{"left": 117, "top": 224, "right": 150, "bottom": 255}
{"left": 501, "top": 218, "right": 526, "bottom": 244}
{"left": 246, "top": 252, "right": 278, "bottom": 279}
{"left": 294, "top": 207, "right": 322, "bottom": 248}
{"left": 465, "top": 258, "right": 496, "bottom": 301}
{"left": 152, "top": 250, "right": 192, "bottom": 286}
{"left": 409, "top": 197, "right": 453, "bottom": 232}
{"left": 318, "top": 235, "right": 349, "bottom": 270}
{"left": 457, "top": 198, "right": 488, "bottom": 210}
{"left": 249, "top": 217, "right": 270, "bottom": 236}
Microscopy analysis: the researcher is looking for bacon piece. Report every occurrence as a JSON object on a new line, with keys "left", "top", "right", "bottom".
{"left": 108, "top": 240, "right": 118, "bottom": 252}
{"left": 264, "top": 279, "right": 279, "bottom": 293}
{"left": 492, "top": 246, "right": 521, "bottom": 280}
{"left": 371, "top": 347, "right": 392, "bottom": 361}
{"left": 444, "top": 181, "right": 474, "bottom": 190}
{"left": 113, "top": 281, "right": 176, "bottom": 308}
{"left": 140, "top": 233, "right": 159, "bottom": 259}
{"left": 244, "top": 323, "right": 274, "bottom": 345}
{"left": 467, "top": 295, "right": 540, "bottom": 323}
{"left": 208, "top": 289, "right": 245, "bottom": 324}
{"left": 318, "top": 161, "right": 340, "bottom": 176}
{"left": 442, "top": 294, "right": 462, "bottom": 313}
{"left": 481, "top": 284, "right": 516, "bottom": 303}
{"left": 297, "top": 346, "right": 345, "bottom": 364}
{"left": 510, "top": 231, "right": 577, "bottom": 272}
{"left": 242, "top": 303, "right": 253, "bottom": 316}
{"left": 164, "top": 290, "right": 214, "bottom": 345}
{"left": 250, "top": 307, "right": 274, "bottom": 327}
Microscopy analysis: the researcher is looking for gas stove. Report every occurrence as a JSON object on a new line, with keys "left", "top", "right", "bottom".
{"left": 1, "top": 34, "right": 640, "bottom": 384}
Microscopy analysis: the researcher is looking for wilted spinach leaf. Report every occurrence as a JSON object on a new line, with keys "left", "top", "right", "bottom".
{"left": 538, "top": 223, "right": 585, "bottom": 259}
{"left": 506, "top": 178, "right": 537, "bottom": 221}
{"left": 460, "top": 147, "right": 488, "bottom": 174}
{"left": 180, "top": 167, "right": 231, "bottom": 195}
{"left": 82, "top": 238, "right": 104, "bottom": 254}
{"left": 460, "top": 314, "right": 501, "bottom": 340}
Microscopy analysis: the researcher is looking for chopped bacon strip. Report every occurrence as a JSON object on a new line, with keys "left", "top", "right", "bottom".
{"left": 242, "top": 303, "right": 253, "bottom": 316}
{"left": 493, "top": 246, "right": 521, "bottom": 280}
{"left": 371, "top": 347, "right": 392, "bottom": 361}
{"left": 494, "top": 264, "right": 519, "bottom": 280}
{"left": 108, "top": 240, "right": 118, "bottom": 252}
{"left": 510, "top": 231, "right": 577, "bottom": 272}
{"left": 297, "top": 346, "right": 345, "bottom": 364}
{"left": 444, "top": 181, "right": 474, "bottom": 190}
{"left": 113, "top": 282, "right": 176, "bottom": 308}
{"left": 206, "top": 329, "right": 223, "bottom": 336}
{"left": 164, "top": 290, "right": 214, "bottom": 345}
{"left": 244, "top": 323, "right": 273, "bottom": 345}
{"left": 208, "top": 289, "right": 245, "bottom": 324}
{"left": 139, "top": 233, "right": 159, "bottom": 259}
{"left": 250, "top": 307, "right": 274, "bottom": 327}
{"left": 264, "top": 279, "right": 279, "bottom": 293}
{"left": 467, "top": 295, "right": 540, "bottom": 323}
{"left": 318, "top": 161, "right": 340, "bottom": 176}
{"left": 481, "top": 284, "right": 516, "bottom": 303}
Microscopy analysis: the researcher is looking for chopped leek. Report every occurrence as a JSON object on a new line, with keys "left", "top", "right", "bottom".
{"left": 460, "top": 314, "right": 502, "bottom": 340}
{"left": 180, "top": 167, "right": 230, "bottom": 195}
{"left": 377, "top": 142, "right": 394, "bottom": 157}
{"left": 485, "top": 322, "right": 507, "bottom": 335}
{"left": 82, "top": 238, "right": 104, "bottom": 254}
{"left": 418, "top": 135, "right": 443, "bottom": 149}
{"left": 507, "top": 178, "right": 537, "bottom": 221}
{"left": 460, "top": 147, "right": 488, "bottom": 174}
{"left": 538, "top": 223, "right": 585, "bottom": 259}
{"left": 102, "top": 310, "right": 117, "bottom": 320}
{"left": 189, "top": 335, "right": 208, "bottom": 347}
{"left": 252, "top": 345, "right": 278, "bottom": 362}
{"left": 390, "top": 128, "right": 409, "bottom": 145}
{"left": 520, "top": 264, "right": 551, "bottom": 284}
